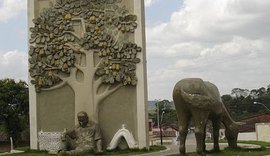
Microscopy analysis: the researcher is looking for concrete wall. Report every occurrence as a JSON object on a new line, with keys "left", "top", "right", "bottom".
{"left": 238, "top": 132, "right": 257, "bottom": 141}
{"left": 256, "top": 123, "right": 270, "bottom": 142}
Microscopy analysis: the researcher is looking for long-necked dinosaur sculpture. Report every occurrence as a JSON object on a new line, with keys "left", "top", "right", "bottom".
{"left": 173, "top": 78, "right": 242, "bottom": 156}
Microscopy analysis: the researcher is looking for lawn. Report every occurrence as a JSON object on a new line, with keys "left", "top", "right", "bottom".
{"left": 170, "top": 141, "right": 270, "bottom": 156}
{"left": 6, "top": 145, "right": 166, "bottom": 156}
{"left": 4, "top": 141, "right": 270, "bottom": 156}
{"left": 171, "top": 148, "right": 270, "bottom": 156}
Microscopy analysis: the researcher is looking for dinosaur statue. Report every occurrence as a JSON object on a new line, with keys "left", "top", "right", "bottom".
{"left": 173, "top": 78, "right": 242, "bottom": 156}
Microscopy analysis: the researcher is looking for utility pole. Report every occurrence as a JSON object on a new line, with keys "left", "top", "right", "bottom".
{"left": 156, "top": 100, "right": 167, "bottom": 145}
{"left": 160, "top": 111, "right": 165, "bottom": 145}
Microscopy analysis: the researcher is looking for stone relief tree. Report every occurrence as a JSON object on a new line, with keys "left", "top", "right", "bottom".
{"left": 29, "top": 0, "right": 141, "bottom": 122}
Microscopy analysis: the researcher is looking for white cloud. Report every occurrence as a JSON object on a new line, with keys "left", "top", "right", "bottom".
{"left": 0, "top": 0, "right": 27, "bottom": 22}
{"left": 145, "top": 0, "right": 157, "bottom": 7}
{"left": 0, "top": 51, "right": 28, "bottom": 81}
{"left": 146, "top": 0, "right": 270, "bottom": 100}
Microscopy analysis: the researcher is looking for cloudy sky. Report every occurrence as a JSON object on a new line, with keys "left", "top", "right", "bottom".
{"left": 0, "top": 0, "right": 270, "bottom": 100}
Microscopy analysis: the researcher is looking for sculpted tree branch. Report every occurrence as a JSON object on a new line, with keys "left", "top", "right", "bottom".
{"left": 96, "top": 84, "right": 123, "bottom": 104}
{"left": 94, "top": 77, "right": 103, "bottom": 94}
{"left": 94, "top": 58, "right": 104, "bottom": 73}
{"left": 74, "top": 64, "right": 86, "bottom": 73}
{"left": 64, "top": 43, "right": 85, "bottom": 54}
{"left": 41, "top": 81, "right": 67, "bottom": 91}
{"left": 63, "top": 31, "right": 81, "bottom": 40}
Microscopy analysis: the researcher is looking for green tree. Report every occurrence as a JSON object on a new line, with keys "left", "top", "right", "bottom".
{"left": 152, "top": 100, "right": 178, "bottom": 130}
{"left": 231, "top": 88, "right": 249, "bottom": 98}
{"left": 257, "top": 87, "right": 267, "bottom": 97}
{"left": 162, "top": 109, "right": 178, "bottom": 131}
{"left": 222, "top": 85, "right": 270, "bottom": 121}
{"left": 0, "top": 79, "right": 29, "bottom": 146}
{"left": 267, "top": 85, "right": 270, "bottom": 95}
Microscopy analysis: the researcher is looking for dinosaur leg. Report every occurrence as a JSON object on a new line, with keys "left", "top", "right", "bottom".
{"left": 178, "top": 111, "right": 191, "bottom": 156}
{"left": 202, "top": 122, "right": 207, "bottom": 152}
{"left": 192, "top": 110, "right": 209, "bottom": 156}
{"left": 212, "top": 119, "right": 220, "bottom": 151}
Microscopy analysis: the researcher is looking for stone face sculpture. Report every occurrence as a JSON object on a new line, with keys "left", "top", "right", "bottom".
{"left": 62, "top": 111, "right": 103, "bottom": 154}
{"left": 173, "top": 78, "right": 242, "bottom": 156}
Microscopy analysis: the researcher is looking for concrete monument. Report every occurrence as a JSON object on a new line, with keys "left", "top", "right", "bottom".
{"left": 28, "top": 0, "right": 148, "bottom": 150}
{"left": 173, "top": 78, "right": 242, "bottom": 156}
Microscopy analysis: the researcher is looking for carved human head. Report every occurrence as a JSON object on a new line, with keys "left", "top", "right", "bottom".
{"left": 77, "top": 111, "right": 89, "bottom": 128}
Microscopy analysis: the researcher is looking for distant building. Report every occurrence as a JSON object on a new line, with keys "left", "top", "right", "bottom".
{"left": 148, "top": 118, "right": 177, "bottom": 137}
{"left": 239, "top": 114, "right": 270, "bottom": 132}
{"left": 151, "top": 127, "right": 177, "bottom": 137}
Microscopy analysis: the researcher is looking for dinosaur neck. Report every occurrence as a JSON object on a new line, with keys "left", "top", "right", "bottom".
{"left": 221, "top": 104, "right": 237, "bottom": 129}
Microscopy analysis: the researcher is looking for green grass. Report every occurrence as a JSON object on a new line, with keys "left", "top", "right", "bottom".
{"left": 171, "top": 148, "right": 270, "bottom": 156}
{"left": 170, "top": 150, "right": 270, "bottom": 156}
{"left": 8, "top": 141, "right": 270, "bottom": 156}
{"left": 238, "top": 140, "right": 270, "bottom": 147}
{"left": 170, "top": 141, "right": 270, "bottom": 156}
{"left": 10, "top": 150, "right": 48, "bottom": 156}
{"left": 7, "top": 145, "right": 166, "bottom": 156}
{"left": 15, "top": 146, "right": 31, "bottom": 151}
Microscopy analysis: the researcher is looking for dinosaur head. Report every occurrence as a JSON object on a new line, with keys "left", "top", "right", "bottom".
{"left": 225, "top": 122, "right": 244, "bottom": 148}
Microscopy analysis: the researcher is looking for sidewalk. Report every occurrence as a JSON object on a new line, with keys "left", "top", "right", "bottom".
{"left": 137, "top": 132, "right": 267, "bottom": 156}
{"left": 135, "top": 145, "right": 178, "bottom": 156}
{"left": 135, "top": 142, "right": 262, "bottom": 156}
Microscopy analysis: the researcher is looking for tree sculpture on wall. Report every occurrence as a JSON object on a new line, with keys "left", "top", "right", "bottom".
{"left": 29, "top": 0, "right": 141, "bottom": 122}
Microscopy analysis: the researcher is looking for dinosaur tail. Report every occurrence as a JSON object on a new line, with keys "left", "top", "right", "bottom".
{"left": 180, "top": 88, "right": 215, "bottom": 110}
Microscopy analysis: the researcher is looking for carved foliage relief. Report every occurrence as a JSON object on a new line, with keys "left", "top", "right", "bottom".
{"left": 29, "top": 0, "right": 141, "bottom": 92}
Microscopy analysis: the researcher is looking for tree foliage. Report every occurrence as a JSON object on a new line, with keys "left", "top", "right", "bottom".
{"left": 29, "top": 0, "right": 141, "bottom": 91}
{"left": 222, "top": 85, "right": 270, "bottom": 121}
{"left": 0, "top": 79, "right": 29, "bottom": 146}
{"left": 149, "top": 100, "right": 178, "bottom": 130}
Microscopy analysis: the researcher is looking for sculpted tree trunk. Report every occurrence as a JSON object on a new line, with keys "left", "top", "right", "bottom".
{"left": 39, "top": 43, "right": 122, "bottom": 122}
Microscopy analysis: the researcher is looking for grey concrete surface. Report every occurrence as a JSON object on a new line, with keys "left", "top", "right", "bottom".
{"left": 136, "top": 133, "right": 263, "bottom": 156}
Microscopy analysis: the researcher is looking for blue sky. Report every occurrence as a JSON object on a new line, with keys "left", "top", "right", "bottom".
{"left": 0, "top": 13, "right": 27, "bottom": 52}
{"left": 1, "top": 0, "right": 270, "bottom": 100}
{"left": 145, "top": 0, "right": 182, "bottom": 24}
{"left": 0, "top": 0, "right": 181, "bottom": 52}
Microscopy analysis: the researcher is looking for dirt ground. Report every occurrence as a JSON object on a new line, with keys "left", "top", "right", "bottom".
{"left": 0, "top": 142, "right": 29, "bottom": 152}
{"left": 0, "top": 142, "right": 10, "bottom": 152}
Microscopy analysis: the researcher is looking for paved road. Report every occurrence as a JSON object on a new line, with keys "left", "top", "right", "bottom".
{"left": 136, "top": 133, "right": 262, "bottom": 156}
{"left": 136, "top": 134, "right": 195, "bottom": 156}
